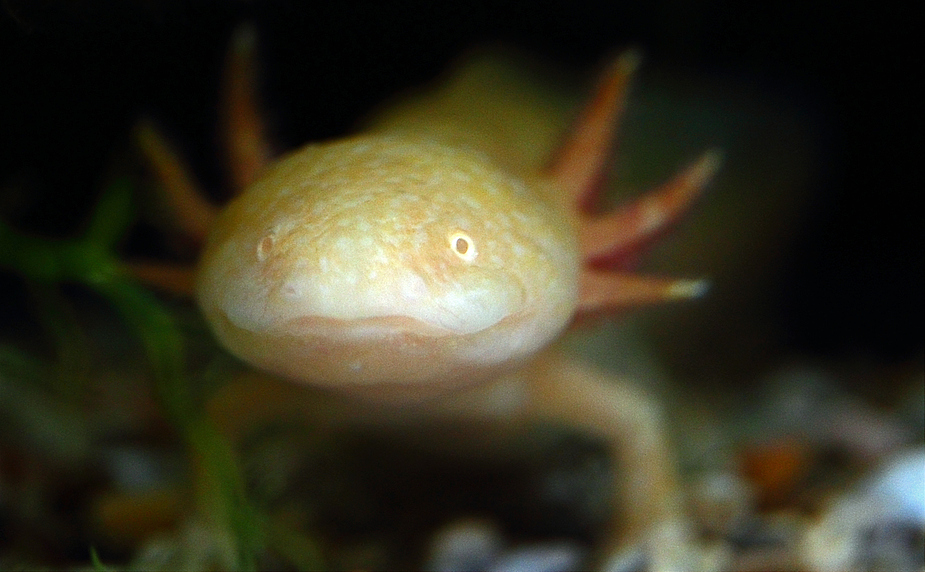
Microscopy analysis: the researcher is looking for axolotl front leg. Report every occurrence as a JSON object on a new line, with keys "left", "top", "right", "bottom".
{"left": 134, "top": 27, "right": 721, "bottom": 568}
{"left": 206, "top": 343, "right": 694, "bottom": 566}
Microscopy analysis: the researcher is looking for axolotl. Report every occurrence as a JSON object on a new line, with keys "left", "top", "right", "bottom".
{"left": 135, "top": 27, "right": 722, "bottom": 567}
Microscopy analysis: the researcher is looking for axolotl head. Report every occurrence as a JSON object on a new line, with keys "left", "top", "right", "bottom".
{"left": 196, "top": 136, "right": 580, "bottom": 397}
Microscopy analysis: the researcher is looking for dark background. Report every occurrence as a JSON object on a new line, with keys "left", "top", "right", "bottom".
{"left": 1, "top": 0, "right": 921, "bottom": 362}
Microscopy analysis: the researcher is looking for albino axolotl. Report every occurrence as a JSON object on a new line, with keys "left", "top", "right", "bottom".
{"left": 135, "top": 27, "right": 721, "bottom": 568}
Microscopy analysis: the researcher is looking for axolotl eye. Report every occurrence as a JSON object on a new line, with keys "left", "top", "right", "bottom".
{"left": 448, "top": 231, "right": 477, "bottom": 262}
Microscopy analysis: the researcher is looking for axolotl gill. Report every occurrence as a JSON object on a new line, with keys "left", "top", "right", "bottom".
{"left": 135, "top": 26, "right": 722, "bottom": 566}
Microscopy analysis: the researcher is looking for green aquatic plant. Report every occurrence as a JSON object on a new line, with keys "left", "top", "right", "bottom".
{"left": 0, "top": 177, "right": 324, "bottom": 570}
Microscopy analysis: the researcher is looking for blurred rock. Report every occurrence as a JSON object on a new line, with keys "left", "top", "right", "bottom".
{"left": 802, "top": 447, "right": 925, "bottom": 572}
{"left": 865, "top": 448, "right": 925, "bottom": 527}
{"left": 488, "top": 542, "right": 585, "bottom": 572}
{"left": 691, "top": 469, "right": 755, "bottom": 535}
{"left": 426, "top": 518, "right": 504, "bottom": 572}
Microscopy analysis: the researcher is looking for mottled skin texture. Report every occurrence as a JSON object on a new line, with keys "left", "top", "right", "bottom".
{"left": 197, "top": 137, "right": 578, "bottom": 393}
{"left": 135, "top": 27, "right": 721, "bottom": 568}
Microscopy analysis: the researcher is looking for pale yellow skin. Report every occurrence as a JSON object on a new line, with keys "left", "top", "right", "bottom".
{"left": 138, "top": 39, "right": 720, "bottom": 568}
{"left": 197, "top": 136, "right": 579, "bottom": 396}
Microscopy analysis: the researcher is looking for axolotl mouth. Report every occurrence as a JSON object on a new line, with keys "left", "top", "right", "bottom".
{"left": 201, "top": 296, "right": 559, "bottom": 398}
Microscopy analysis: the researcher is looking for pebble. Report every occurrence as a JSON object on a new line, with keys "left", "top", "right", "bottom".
{"left": 865, "top": 448, "right": 925, "bottom": 526}
{"left": 102, "top": 445, "right": 181, "bottom": 492}
{"left": 802, "top": 447, "right": 925, "bottom": 572}
{"left": 691, "top": 469, "right": 755, "bottom": 535}
{"left": 425, "top": 518, "right": 585, "bottom": 572}
{"left": 488, "top": 543, "right": 585, "bottom": 572}
{"left": 426, "top": 518, "right": 504, "bottom": 572}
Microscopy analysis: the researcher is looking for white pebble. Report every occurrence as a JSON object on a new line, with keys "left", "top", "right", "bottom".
{"left": 426, "top": 518, "right": 504, "bottom": 572}
{"left": 866, "top": 447, "right": 925, "bottom": 525}
{"left": 802, "top": 447, "right": 925, "bottom": 572}
{"left": 488, "top": 542, "right": 585, "bottom": 572}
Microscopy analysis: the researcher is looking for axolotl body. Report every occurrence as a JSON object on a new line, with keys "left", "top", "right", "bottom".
{"left": 136, "top": 28, "right": 721, "bottom": 566}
